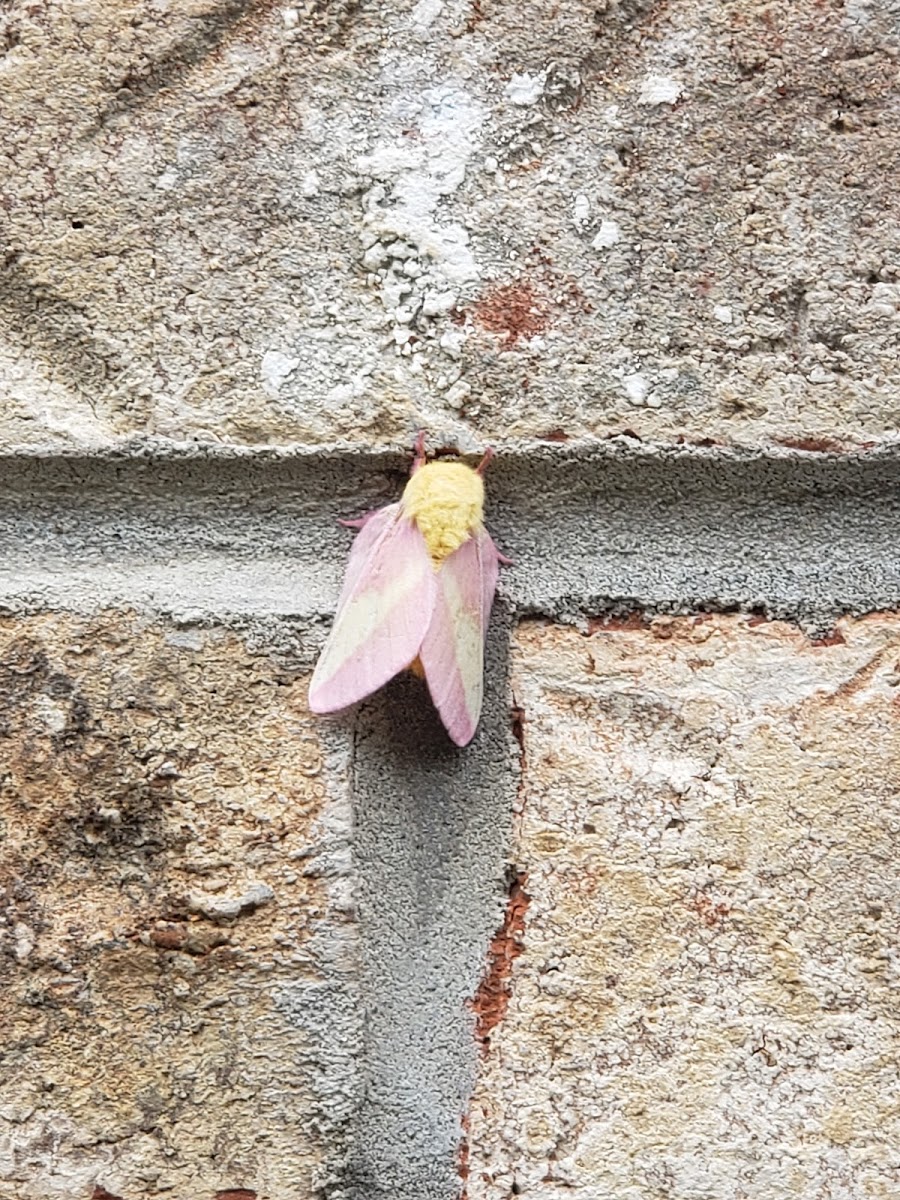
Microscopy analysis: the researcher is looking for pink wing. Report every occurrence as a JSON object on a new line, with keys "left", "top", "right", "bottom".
{"left": 419, "top": 527, "right": 501, "bottom": 747}
{"left": 309, "top": 504, "right": 437, "bottom": 713}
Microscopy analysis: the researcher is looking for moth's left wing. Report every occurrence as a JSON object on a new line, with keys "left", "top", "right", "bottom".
{"left": 419, "top": 528, "right": 501, "bottom": 747}
{"left": 309, "top": 505, "right": 437, "bottom": 713}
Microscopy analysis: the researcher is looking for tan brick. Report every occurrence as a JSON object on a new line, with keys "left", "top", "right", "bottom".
{"left": 466, "top": 615, "right": 900, "bottom": 1199}
{"left": 1, "top": 1, "right": 898, "bottom": 449}
{"left": 0, "top": 614, "right": 355, "bottom": 1198}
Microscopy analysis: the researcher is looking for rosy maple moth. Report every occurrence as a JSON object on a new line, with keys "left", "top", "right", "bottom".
{"left": 308, "top": 432, "right": 506, "bottom": 746}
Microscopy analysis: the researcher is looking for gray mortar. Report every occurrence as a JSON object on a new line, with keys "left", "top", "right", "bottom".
{"left": 2, "top": 439, "right": 898, "bottom": 1199}
{"left": 0, "top": 440, "right": 897, "bottom": 631}
{"left": 340, "top": 615, "right": 516, "bottom": 1200}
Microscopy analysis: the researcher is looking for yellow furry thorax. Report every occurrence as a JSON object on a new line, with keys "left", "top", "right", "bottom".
{"left": 401, "top": 460, "right": 485, "bottom": 565}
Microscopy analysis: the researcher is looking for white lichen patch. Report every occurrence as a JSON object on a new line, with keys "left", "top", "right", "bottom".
{"left": 624, "top": 372, "right": 648, "bottom": 405}
{"left": 356, "top": 80, "right": 482, "bottom": 372}
{"left": 572, "top": 194, "right": 591, "bottom": 228}
{"left": 638, "top": 74, "right": 685, "bottom": 105}
{"left": 592, "top": 219, "right": 621, "bottom": 250}
{"left": 410, "top": 0, "right": 443, "bottom": 29}
{"left": 357, "top": 83, "right": 483, "bottom": 288}
{"left": 188, "top": 882, "right": 275, "bottom": 922}
{"left": 32, "top": 695, "right": 68, "bottom": 733}
{"left": 300, "top": 169, "right": 320, "bottom": 197}
{"left": 504, "top": 70, "right": 548, "bottom": 107}
{"left": 261, "top": 349, "right": 301, "bottom": 395}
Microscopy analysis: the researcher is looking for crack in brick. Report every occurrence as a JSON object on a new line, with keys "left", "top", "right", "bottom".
{"left": 459, "top": 704, "right": 530, "bottom": 1198}
{"left": 457, "top": 1110, "right": 471, "bottom": 1199}
{"left": 471, "top": 871, "right": 530, "bottom": 1049}
{"left": 461, "top": 871, "right": 530, "bottom": 1199}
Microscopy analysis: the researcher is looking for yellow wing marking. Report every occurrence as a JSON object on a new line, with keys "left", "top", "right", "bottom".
{"left": 438, "top": 562, "right": 483, "bottom": 720}
{"left": 312, "top": 565, "right": 428, "bottom": 691}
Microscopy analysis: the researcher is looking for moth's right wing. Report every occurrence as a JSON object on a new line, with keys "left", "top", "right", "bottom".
{"left": 308, "top": 504, "right": 437, "bottom": 713}
{"left": 419, "top": 527, "right": 501, "bottom": 747}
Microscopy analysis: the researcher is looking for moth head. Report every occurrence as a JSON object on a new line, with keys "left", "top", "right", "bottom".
{"left": 402, "top": 461, "right": 485, "bottom": 564}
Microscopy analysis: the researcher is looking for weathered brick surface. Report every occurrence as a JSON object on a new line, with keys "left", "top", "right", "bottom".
{"left": 3, "top": 1, "right": 900, "bottom": 1195}
{"left": 0, "top": 615, "right": 356, "bottom": 1199}
{"left": 466, "top": 615, "right": 900, "bottom": 1199}
{"left": 1, "top": 0, "right": 898, "bottom": 448}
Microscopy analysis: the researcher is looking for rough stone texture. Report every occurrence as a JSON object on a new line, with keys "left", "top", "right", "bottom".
{"left": 0, "top": 606, "right": 519, "bottom": 1200}
{"left": 4, "top": 2, "right": 900, "bottom": 1193}
{"left": 2, "top": 0, "right": 899, "bottom": 450}
{"left": 0, "top": 613, "right": 359, "bottom": 1199}
{"left": 465, "top": 614, "right": 900, "bottom": 1199}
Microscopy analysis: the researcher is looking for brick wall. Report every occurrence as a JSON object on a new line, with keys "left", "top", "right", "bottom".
{"left": 1, "top": 2, "right": 898, "bottom": 1198}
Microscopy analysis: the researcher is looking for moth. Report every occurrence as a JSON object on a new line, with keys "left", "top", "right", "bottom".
{"left": 308, "top": 432, "right": 506, "bottom": 746}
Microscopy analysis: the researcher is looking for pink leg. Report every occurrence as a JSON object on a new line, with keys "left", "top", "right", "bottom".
{"left": 338, "top": 507, "right": 383, "bottom": 530}
{"left": 411, "top": 429, "right": 428, "bottom": 474}
{"left": 475, "top": 446, "right": 495, "bottom": 476}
